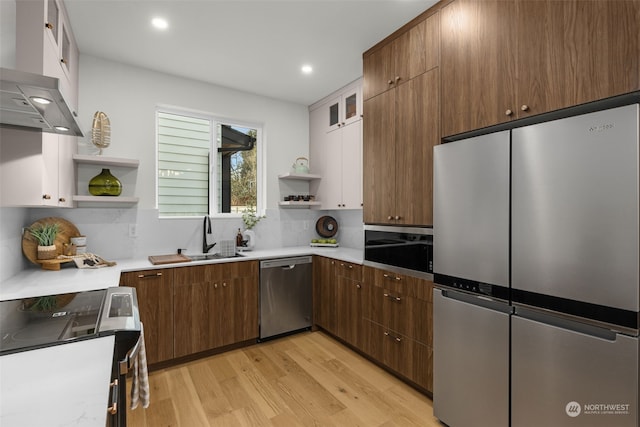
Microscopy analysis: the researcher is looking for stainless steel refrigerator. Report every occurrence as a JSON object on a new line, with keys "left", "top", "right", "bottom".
{"left": 433, "top": 103, "right": 639, "bottom": 427}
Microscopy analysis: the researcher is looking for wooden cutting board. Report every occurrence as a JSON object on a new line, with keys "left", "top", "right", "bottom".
{"left": 22, "top": 217, "right": 82, "bottom": 270}
{"left": 148, "top": 254, "right": 192, "bottom": 265}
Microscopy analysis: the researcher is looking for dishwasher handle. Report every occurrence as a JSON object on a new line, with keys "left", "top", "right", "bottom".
{"left": 260, "top": 256, "right": 312, "bottom": 269}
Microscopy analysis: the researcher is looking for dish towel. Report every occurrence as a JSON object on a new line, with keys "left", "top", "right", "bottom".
{"left": 130, "top": 322, "right": 150, "bottom": 409}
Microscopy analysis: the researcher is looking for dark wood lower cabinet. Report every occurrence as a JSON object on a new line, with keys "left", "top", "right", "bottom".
{"left": 313, "top": 257, "right": 434, "bottom": 393}
{"left": 120, "top": 268, "right": 175, "bottom": 365}
{"left": 122, "top": 261, "right": 259, "bottom": 365}
{"left": 174, "top": 261, "right": 259, "bottom": 357}
{"left": 365, "top": 320, "right": 433, "bottom": 392}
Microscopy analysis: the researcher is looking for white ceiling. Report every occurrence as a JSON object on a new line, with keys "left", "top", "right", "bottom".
{"left": 64, "top": 0, "right": 437, "bottom": 106}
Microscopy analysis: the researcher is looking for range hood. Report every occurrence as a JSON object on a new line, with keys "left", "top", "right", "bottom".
{"left": 0, "top": 68, "right": 83, "bottom": 136}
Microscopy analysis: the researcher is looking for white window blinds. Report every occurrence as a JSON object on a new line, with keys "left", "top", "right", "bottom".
{"left": 157, "top": 112, "right": 211, "bottom": 217}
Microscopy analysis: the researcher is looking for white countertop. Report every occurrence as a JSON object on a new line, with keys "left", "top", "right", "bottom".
{"left": 0, "top": 335, "right": 115, "bottom": 427}
{"left": 0, "top": 246, "right": 363, "bottom": 301}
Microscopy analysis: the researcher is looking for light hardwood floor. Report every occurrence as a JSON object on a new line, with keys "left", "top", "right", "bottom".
{"left": 126, "top": 331, "right": 442, "bottom": 426}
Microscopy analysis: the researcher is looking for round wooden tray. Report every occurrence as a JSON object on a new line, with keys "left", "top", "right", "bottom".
{"left": 22, "top": 217, "right": 81, "bottom": 270}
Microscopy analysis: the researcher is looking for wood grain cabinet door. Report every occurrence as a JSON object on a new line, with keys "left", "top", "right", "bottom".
{"left": 120, "top": 269, "right": 174, "bottom": 365}
{"left": 209, "top": 261, "right": 259, "bottom": 349}
{"left": 363, "top": 43, "right": 393, "bottom": 100}
{"left": 173, "top": 265, "right": 210, "bottom": 357}
{"left": 441, "top": 0, "right": 517, "bottom": 137}
{"left": 517, "top": 0, "right": 640, "bottom": 117}
{"left": 363, "top": 90, "right": 396, "bottom": 224}
{"left": 395, "top": 68, "right": 439, "bottom": 226}
{"left": 313, "top": 256, "right": 337, "bottom": 334}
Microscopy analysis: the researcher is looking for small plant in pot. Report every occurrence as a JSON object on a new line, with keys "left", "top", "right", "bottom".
{"left": 28, "top": 223, "right": 60, "bottom": 260}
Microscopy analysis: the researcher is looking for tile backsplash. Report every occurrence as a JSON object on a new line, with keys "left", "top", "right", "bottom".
{"left": 0, "top": 207, "right": 363, "bottom": 279}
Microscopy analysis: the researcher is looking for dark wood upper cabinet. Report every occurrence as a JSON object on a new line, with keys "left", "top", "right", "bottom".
{"left": 440, "top": 0, "right": 516, "bottom": 137}
{"left": 441, "top": 0, "right": 640, "bottom": 137}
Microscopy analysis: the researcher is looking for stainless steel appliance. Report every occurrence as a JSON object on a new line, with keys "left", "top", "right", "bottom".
{"left": 0, "top": 67, "right": 83, "bottom": 136}
{"left": 433, "top": 130, "right": 511, "bottom": 427}
{"left": 0, "top": 287, "right": 141, "bottom": 427}
{"left": 259, "top": 256, "right": 312, "bottom": 339}
{"left": 510, "top": 104, "right": 639, "bottom": 427}
{"left": 433, "top": 100, "right": 640, "bottom": 427}
{"left": 364, "top": 224, "right": 433, "bottom": 280}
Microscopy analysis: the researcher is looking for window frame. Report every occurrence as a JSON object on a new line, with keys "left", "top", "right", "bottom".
{"left": 155, "top": 105, "right": 265, "bottom": 219}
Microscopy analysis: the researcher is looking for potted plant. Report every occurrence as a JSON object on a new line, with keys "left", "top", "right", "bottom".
{"left": 28, "top": 222, "right": 60, "bottom": 260}
{"left": 240, "top": 208, "right": 264, "bottom": 250}
{"left": 241, "top": 207, "right": 264, "bottom": 230}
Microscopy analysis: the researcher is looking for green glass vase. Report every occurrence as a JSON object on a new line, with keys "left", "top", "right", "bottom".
{"left": 88, "top": 168, "right": 122, "bottom": 196}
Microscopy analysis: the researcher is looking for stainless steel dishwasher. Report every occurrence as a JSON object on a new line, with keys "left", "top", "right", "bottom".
{"left": 259, "top": 256, "right": 313, "bottom": 339}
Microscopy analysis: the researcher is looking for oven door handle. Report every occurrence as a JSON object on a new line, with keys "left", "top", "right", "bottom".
{"left": 119, "top": 333, "right": 142, "bottom": 376}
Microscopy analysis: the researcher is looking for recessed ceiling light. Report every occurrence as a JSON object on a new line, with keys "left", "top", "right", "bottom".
{"left": 151, "top": 17, "right": 168, "bottom": 30}
{"left": 54, "top": 126, "right": 70, "bottom": 132}
{"left": 30, "top": 96, "right": 52, "bottom": 105}
{"left": 301, "top": 65, "right": 313, "bottom": 75}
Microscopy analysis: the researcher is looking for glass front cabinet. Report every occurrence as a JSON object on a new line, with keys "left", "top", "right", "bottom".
{"left": 326, "top": 84, "right": 362, "bottom": 133}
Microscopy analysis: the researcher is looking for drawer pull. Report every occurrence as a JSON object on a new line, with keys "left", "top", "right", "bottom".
{"left": 383, "top": 293, "right": 401, "bottom": 302}
{"left": 384, "top": 331, "right": 402, "bottom": 342}
{"left": 137, "top": 272, "right": 162, "bottom": 278}
{"left": 382, "top": 273, "right": 401, "bottom": 281}
{"left": 107, "top": 379, "right": 118, "bottom": 415}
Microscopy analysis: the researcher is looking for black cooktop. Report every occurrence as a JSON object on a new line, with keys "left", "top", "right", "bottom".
{"left": 0, "top": 289, "right": 107, "bottom": 355}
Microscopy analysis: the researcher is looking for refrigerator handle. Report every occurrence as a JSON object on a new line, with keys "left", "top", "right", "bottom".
{"left": 438, "top": 288, "right": 512, "bottom": 314}
{"left": 513, "top": 306, "right": 618, "bottom": 341}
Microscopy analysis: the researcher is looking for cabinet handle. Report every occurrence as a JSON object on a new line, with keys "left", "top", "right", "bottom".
{"left": 394, "top": 76, "right": 401, "bottom": 82}
{"left": 387, "top": 215, "right": 393, "bottom": 220}
{"left": 387, "top": 79, "right": 393, "bottom": 85}
{"left": 42, "top": 194, "right": 52, "bottom": 200}
{"left": 384, "top": 331, "right": 402, "bottom": 342}
{"left": 521, "top": 104, "right": 529, "bottom": 112}
{"left": 223, "top": 282, "right": 227, "bottom": 287}
{"left": 137, "top": 272, "right": 162, "bottom": 278}
{"left": 383, "top": 273, "right": 401, "bottom": 281}
{"left": 107, "top": 379, "right": 118, "bottom": 415}
{"left": 58, "top": 197, "right": 66, "bottom": 203}
{"left": 356, "top": 284, "right": 361, "bottom": 289}
{"left": 505, "top": 109, "right": 513, "bottom": 116}
{"left": 60, "top": 58, "right": 68, "bottom": 65}
{"left": 214, "top": 283, "right": 218, "bottom": 289}
{"left": 394, "top": 215, "right": 401, "bottom": 220}
{"left": 45, "top": 22, "right": 54, "bottom": 30}
{"left": 383, "top": 292, "right": 402, "bottom": 302}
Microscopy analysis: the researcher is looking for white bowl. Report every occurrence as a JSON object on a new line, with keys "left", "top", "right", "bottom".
{"left": 70, "top": 236, "right": 86, "bottom": 246}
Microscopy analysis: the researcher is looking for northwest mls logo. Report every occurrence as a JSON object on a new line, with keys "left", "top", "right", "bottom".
{"left": 565, "top": 401, "right": 581, "bottom": 417}
{"left": 565, "top": 400, "right": 631, "bottom": 417}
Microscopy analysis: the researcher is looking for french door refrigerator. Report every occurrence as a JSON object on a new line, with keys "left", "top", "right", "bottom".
{"left": 433, "top": 102, "right": 639, "bottom": 427}
{"left": 433, "top": 131, "right": 511, "bottom": 427}
{"left": 510, "top": 104, "right": 639, "bottom": 427}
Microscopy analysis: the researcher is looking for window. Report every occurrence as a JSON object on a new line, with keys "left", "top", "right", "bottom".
{"left": 157, "top": 109, "right": 262, "bottom": 217}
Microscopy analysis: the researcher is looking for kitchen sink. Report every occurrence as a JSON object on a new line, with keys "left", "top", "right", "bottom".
{"left": 186, "top": 253, "right": 245, "bottom": 261}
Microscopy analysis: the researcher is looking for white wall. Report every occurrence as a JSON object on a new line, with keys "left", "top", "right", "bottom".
{"left": 75, "top": 55, "right": 310, "bottom": 210}
{"left": 0, "top": 55, "right": 363, "bottom": 279}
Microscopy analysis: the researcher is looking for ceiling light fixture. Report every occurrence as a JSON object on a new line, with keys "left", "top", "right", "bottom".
{"left": 301, "top": 65, "right": 313, "bottom": 75}
{"left": 54, "top": 126, "right": 70, "bottom": 132}
{"left": 151, "top": 17, "right": 168, "bottom": 30}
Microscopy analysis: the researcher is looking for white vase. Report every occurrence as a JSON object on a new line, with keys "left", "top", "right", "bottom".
{"left": 243, "top": 229, "right": 255, "bottom": 250}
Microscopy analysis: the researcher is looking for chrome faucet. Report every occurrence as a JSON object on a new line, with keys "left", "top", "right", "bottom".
{"left": 202, "top": 216, "right": 216, "bottom": 253}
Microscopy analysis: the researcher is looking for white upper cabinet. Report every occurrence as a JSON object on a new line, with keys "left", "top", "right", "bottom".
{"left": 310, "top": 79, "right": 363, "bottom": 210}
{"left": 16, "top": 0, "right": 79, "bottom": 112}
{"left": 0, "top": 127, "right": 75, "bottom": 208}
{"left": 325, "top": 82, "right": 362, "bottom": 133}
